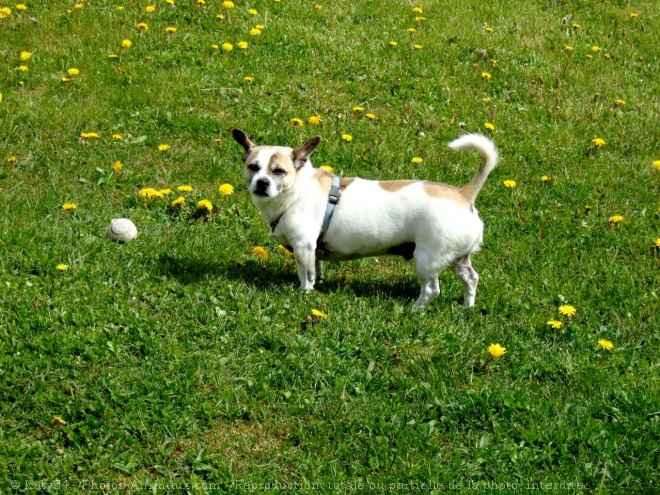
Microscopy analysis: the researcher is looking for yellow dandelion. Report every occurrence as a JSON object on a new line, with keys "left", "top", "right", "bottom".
{"left": 137, "top": 22, "right": 149, "bottom": 31}
{"left": 112, "top": 161, "right": 123, "bottom": 172}
{"left": 412, "top": 7, "right": 423, "bottom": 13}
{"left": 598, "top": 339, "right": 614, "bottom": 351}
{"left": 320, "top": 165, "right": 334, "bottom": 173}
{"left": 352, "top": 106, "right": 364, "bottom": 113}
{"left": 248, "top": 8, "right": 257, "bottom": 15}
{"left": 138, "top": 187, "right": 161, "bottom": 199}
{"left": 613, "top": 99, "right": 626, "bottom": 107}
{"left": 80, "top": 132, "right": 100, "bottom": 139}
{"left": 237, "top": 41, "right": 248, "bottom": 49}
{"left": 16, "top": 4, "right": 27, "bottom": 10}
{"left": 591, "top": 45, "right": 602, "bottom": 52}
{"left": 414, "top": 17, "right": 427, "bottom": 23}
{"left": 565, "top": 45, "right": 574, "bottom": 53}
{"left": 654, "top": 238, "right": 660, "bottom": 248}
{"left": 389, "top": 41, "right": 398, "bottom": 47}
{"left": 253, "top": 246, "right": 269, "bottom": 261}
{"left": 592, "top": 137, "right": 606, "bottom": 148}
{"left": 365, "top": 113, "right": 376, "bottom": 120}
{"left": 411, "top": 157, "right": 423, "bottom": 164}
{"left": 482, "top": 96, "right": 491, "bottom": 104}
{"left": 18, "top": 65, "right": 28, "bottom": 72}
{"left": 407, "top": 27, "right": 417, "bottom": 34}
{"left": 629, "top": 13, "right": 638, "bottom": 19}
{"left": 278, "top": 244, "right": 295, "bottom": 259}
{"left": 67, "top": 68, "right": 80, "bottom": 76}
{"left": 197, "top": 199, "right": 213, "bottom": 212}
{"left": 341, "top": 134, "right": 353, "bottom": 142}
{"left": 244, "top": 76, "right": 254, "bottom": 82}
{"left": 145, "top": 5, "right": 155, "bottom": 13}
{"left": 222, "top": 1, "right": 235, "bottom": 8}
{"left": 249, "top": 28, "right": 262, "bottom": 36}
{"left": 484, "top": 122, "right": 495, "bottom": 131}
{"left": 158, "top": 189, "right": 173, "bottom": 196}
{"left": 216, "top": 14, "right": 225, "bottom": 20}
{"left": 108, "top": 54, "right": 119, "bottom": 60}
{"left": 19, "top": 51, "right": 32, "bottom": 62}
{"left": 485, "top": 26, "right": 494, "bottom": 33}
{"left": 481, "top": 71, "right": 492, "bottom": 81}
{"left": 311, "top": 309, "right": 329, "bottom": 319}
{"left": 503, "top": 179, "right": 516, "bottom": 188}
{"left": 572, "top": 23, "right": 581, "bottom": 29}
{"left": 558, "top": 304, "right": 576, "bottom": 318}
{"left": 0, "top": 7, "right": 12, "bottom": 18}
{"left": 653, "top": 160, "right": 660, "bottom": 171}
{"left": 62, "top": 202, "right": 77, "bottom": 211}
{"left": 122, "top": 39, "right": 132, "bottom": 48}
{"left": 547, "top": 320, "right": 563, "bottom": 329}
{"left": 158, "top": 144, "right": 171, "bottom": 152}
{"left": 166, "top": 26, "right": 177, "bottom": 33}
{"left": 290, "top": 118, "right": 304, "bottom": 126}
{"left": 171, "top": 196, "right": 185, "bottom": 207}
{"left": 218, "top": 183, "right": 234, "bottom": 196}
{"left": 308, "top": 115, "right": 321, "bottom": 125}
{"left": 413, "top": 44, "right": 423, "bottom": 50}
{"left": 56, "top": 264, "right": 69, "bottom": 272}
{"left": 52, "top": 416, "right": 68, "bottom": 426}
{"left": 603, "top": 53, "right": 611, "bottom": 60}
{"left": 6, "top": 156, "right": 17, "bottom": 165}
{"left": 608, "top": 215, "right": 624, "bottom": 224}
{"left": 177, "top": 184, "right": 193, "bottom": 192}
{"left": 487, "top": 343, "right": 507, "bottom": 358}
{"left": 541, "top": 175, "right": 551, "bottom": 183}
{"left": 222, "top": 42, "right": 233, "bottom": 51}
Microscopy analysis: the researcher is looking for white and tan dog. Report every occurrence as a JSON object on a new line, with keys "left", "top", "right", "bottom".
{"left": 232, "top": 129, "right": 498, "bottom": 309}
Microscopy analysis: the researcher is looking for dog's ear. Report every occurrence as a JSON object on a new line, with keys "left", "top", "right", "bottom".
{"left": 292, "top": 136, "right": 321, "bottom": 170}
{"left": 232, "top": 129, "right": 255, "bottom": 152}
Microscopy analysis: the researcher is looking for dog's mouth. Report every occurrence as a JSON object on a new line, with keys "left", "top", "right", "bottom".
{"left": 252, "top": 189, "right": 270, "bottom": 197}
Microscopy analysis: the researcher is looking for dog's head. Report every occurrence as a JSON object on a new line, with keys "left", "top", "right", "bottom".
{"left": 232, "top": 129, "right": 321, "bottom": 200}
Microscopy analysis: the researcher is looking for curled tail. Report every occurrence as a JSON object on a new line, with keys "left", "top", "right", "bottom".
{"left": 448, "top": 134, "right": 499, "bottom": 204}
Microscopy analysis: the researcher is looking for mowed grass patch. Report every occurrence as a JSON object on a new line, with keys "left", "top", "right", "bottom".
{"left": 1, "top": 0, "right": 659, "bottom": 492}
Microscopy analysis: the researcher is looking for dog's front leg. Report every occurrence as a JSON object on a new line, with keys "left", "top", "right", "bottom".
{"left": 293, "top": 243, "right": 317, "bottom": 292}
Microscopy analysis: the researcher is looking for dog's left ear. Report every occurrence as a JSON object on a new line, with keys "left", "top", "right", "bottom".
{"left": 232, "top": 128, "right": 255, "bottom": 152}
{"left": 293, "top": 136, "right": 321, "bottom": 170}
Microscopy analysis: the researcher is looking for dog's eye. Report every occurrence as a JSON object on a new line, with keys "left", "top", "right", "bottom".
{"left": 272, "top": 169, "right": 286, "bottom": 176}
{"left": 247, "top": 163, "right": 260, "bottom": 172}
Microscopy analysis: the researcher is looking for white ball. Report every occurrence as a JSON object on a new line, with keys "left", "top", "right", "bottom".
{"left": 108, "top": 218, "right": 138, "bottom": 243}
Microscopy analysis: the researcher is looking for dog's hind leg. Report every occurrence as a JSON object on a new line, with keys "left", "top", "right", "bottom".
{"left": 413, "top": 250, "right": 452, "bottom": 309}
{"left": 315, "top": 259, "right": 324, "bottom": 284}
{"left": 451, "top": 255, "right": 479, "bottom": 308}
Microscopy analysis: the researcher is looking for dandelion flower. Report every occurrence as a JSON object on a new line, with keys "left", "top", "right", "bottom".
{"left": 222, "top": 42, "right": 233, "bottom": 51}
{"left": 503, "top": 179, "right": 516, "bottom": 188}
{"left": 177, "top": 184, "right": 193, "bottom": 192}
{"left": 80, "top": 132, "right": 100, "bottom": 139}
{"left": 341, "top": 133, "right": 353, "bottom": 142}
{"left": 244, "top": 76, "right": 254, "bottom": 82}
{"left": 412, "top": 7, "right": 423, "bottom": 13}
{"left": 352, "top": 106, "right": 364, "bottom": 113}
{"left": 158, "top": 144, "right": 171, "bottom": 151}
{"left": 592, "top": 137, "right": 606, "bottom": 148}
{"left": 547, "top": 320, "right": 563, "bottom": 329}
{"left": 598, "top": 339, "right": 614, "bottom": 351}
{"left": 112, "top": 161, "right": 123, "bottom": 172}
{"left": 218, "top": 183, "right": 234, "bottom": 196}
{"left": 320, "top": 165, "right": 334, "bottom": 173}
{"left": 591, "top": 45, "right": 602, "bottom": 52}
{"left": 122, "top": 39, "right": 132, "bottom": 48}
{"left": 52, "top": 416, "right": 68, "bottom": 426}
{"left": 6, "top": 156, "right": 17, "bottom": 165}
{"left": 487, "top": 343, "right": 507, "bottom": 358}
{"left": 541, "top": 175, "right": 551, "bottom": 183}
{"left": 222, "top": 1, "right": 235, "bottom": 8}
{"left": 0, "top": 7, "right": 11, "bottom": 18}
{"left": 482, "top": 96, "right": 491, "bottom": 104}
{"left": 278, "top": 244, "right": 295, "bottom": 259}
{"left": 290, "top": 118, "right": 304, "bottom": 126}
{"left": 308, "top": 115, "right": 321, "bottom": 125}
{"left": 411, "top": 157, "right": 423, "bottom": 164}
{"left": 608, "top": 215, "right": 624, "bottom": 224}
{"left": 572, "top": 23, "right": 581, "bottom": 29}
{"left": 629, "top": 13, "right": 638, "bottom": 19}
{"left": 108, "top": 54, "right": 119, "bottom": 60}
{"left": 18, "top": 65, "right": 28, "bottom": 72}
{"left": 197, "top": 199, "right": 213, "bottom": 212}
{"left": 565, "top": 45, "right": 574, "bottom": 53}
{"left": 67, "top": 68, "right": 80, "bottom": 76}
{"left": 311, "top": 309, "right": 329, "bottom": 319}
{"left": 249, "top": 28, "right": 262, "bottom": 36}
{"left": 389, "top": 41, "right": 398, "bottom": 47}
{"left": 19, "top": 51, "right": 32, "bottom": 62}
{"left": 145, "top": 5, "right": 155, "bottom": 13}
{"left": 237, "top": 41, "right": 248, "bottom": 49}
{"left": 62, "top": 202, "right": 77, "bottom": 211}
{"left": 613, "top": 99, "right": 626, "bottom": 107}
{"left": 481, "top": 71, "right": 492, "bottom": 81}
{"left": 407, "top": 27, "right": 417, "bottom": 33}
{"left": 366, "top": 113, "right": 376, "bottom": 120}
{"left": 16, "top": 4, "right": 27, "bottom": 10}
{"left": 485, "top": 26, "right": 494, "bottom": 33}
{"left": 138, "top": 187, "right": 161, "bottom": 199}
{"left": 655, "top": 238, "right": 660, "bottom": 248}
{"left": 558, "top": 304, "right": 576, "bottom": 318}
{"left": 248, "top": 8, "right": 257, "bottom": 15}
{"left": 166, "top": 26, "right": 177, "bottom": 33}
{"left": 158, "top": 189, "right": 173, "bottom": 196}
{"left": 137, "top": 22, "right": 149, "bottom": 31}
{"left": 414, "top": 17, "right": 427, "bottom": 23}
{"left": 413, "top": 44, "right": 423, "bottom": 50}
{"left": 56, "top": 264, "right": 69, "bottom": 272}
{"left": 253, "top": 246, "right": 269, "bottom": 261}
{"left": 61, "top": 77, "right": 72, "bottom": 83}
{"left": 653, "top": 160, "right": 660, "bottom": 171}
{"left": 171, "top": 196, "right": 185, "bottom": 207}
{"left": 484, "top": 122, "right": 495, "bottom": 131}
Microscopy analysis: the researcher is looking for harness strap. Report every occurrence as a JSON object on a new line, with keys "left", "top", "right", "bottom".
{"left": 319, "top": 175, "right": 341, "bottom": 241}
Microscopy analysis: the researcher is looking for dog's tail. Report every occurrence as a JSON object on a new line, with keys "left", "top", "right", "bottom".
{"left": 449, "top": 134, "right": 499, "bottom": 205}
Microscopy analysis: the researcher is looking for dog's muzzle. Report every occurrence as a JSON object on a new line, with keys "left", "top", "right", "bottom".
{"left": 253, "top": 178, "right": 270, "bottom": 196}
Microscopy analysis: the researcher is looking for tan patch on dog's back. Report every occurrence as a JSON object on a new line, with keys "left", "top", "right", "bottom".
{"left": 378, "top": 180, "right": 416, "bottom": 192}
{"left": 378, "top": 180, "right": 470, "bottom": 206}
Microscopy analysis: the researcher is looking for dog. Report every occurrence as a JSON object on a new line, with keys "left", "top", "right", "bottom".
{"left": 232, "top": 129, "right": 498, "bottom": 309}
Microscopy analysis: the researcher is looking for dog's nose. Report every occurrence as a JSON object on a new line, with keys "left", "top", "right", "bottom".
{"left": 255, "top": 179, "right": 269, "bottom": 194}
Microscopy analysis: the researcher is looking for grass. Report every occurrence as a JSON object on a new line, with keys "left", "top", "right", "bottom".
{"left": 1, "top": 0, "right": 659, "bottom": 493}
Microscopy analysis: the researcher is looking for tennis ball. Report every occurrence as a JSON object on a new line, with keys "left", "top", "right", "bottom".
{"left": 108, "top": 218, "right": 137, "bottom": 242}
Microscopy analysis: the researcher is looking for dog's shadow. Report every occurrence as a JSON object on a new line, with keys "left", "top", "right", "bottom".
{"left": 156, "top": 253, "right": 435, "bottom": 304}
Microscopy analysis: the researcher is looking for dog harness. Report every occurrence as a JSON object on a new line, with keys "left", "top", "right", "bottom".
{"left": 319, "top": 175, "right": 341, "bottom": 242}
{"left": 269, "top": 175, "right": 342, "bottom": 247}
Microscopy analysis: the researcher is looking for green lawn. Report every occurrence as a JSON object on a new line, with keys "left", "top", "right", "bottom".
{"left": 1, "top": 1, "right": 658, "bottom": 493}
